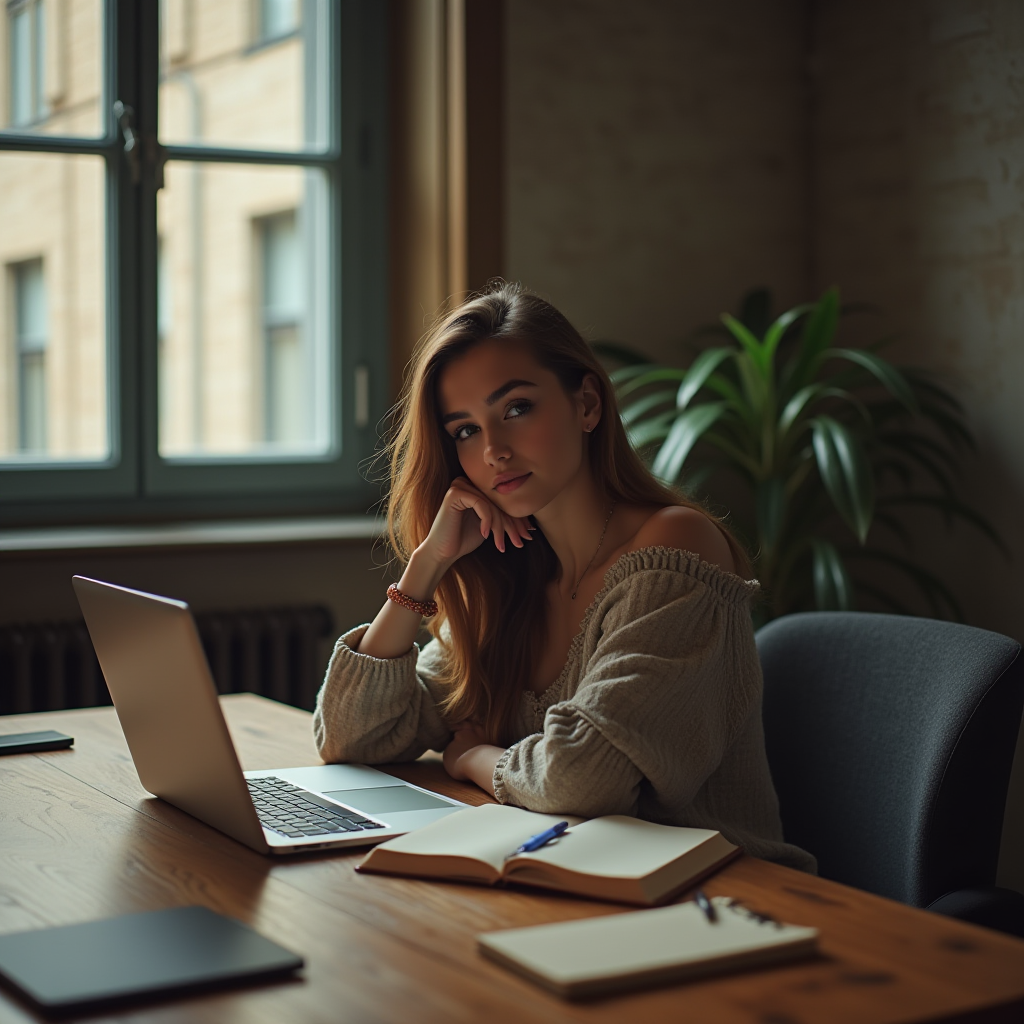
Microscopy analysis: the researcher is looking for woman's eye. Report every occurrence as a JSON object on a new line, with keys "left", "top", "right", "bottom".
{"left": 452, "top": 424, "right": 478, "bottom": 442}
{"left": 506, "top": 399, "right": 532, "bottom": 419}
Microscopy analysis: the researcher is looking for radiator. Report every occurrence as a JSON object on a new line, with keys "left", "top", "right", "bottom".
{"left": 0, "top": 605, "right": 335, "bottom": 716}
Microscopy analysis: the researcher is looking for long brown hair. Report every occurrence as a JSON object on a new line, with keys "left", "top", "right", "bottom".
{"left": 385, "top": 282, "right": 749, "bottom": 745}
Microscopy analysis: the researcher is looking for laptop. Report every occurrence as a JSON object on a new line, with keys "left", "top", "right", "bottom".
{"left": 72, "top": 575, "right": 466, "bottom": 855}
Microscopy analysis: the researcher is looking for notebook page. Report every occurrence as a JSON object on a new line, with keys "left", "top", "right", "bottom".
{"left": 515, "top": 815, "right": 724, "bottom": 878}
{"left": 479, "top": 898, "right": 818, "bottom": 987}
{"left": 372, "top": 804, "right": 584, "bottom": 873}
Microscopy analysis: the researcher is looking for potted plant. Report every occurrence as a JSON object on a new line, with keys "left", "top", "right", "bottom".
{"left": 599, "top": 288, "right": 1004, "bottom": 622}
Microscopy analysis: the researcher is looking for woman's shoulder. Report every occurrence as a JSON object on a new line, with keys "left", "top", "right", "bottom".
{"left": 625, "top": 505, "right": 736, "bottom": 575}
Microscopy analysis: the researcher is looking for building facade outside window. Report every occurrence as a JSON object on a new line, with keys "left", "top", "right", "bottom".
{"left": 12, "top": 258, "right": 47, "bottom": 452}
{"left": 7, "top": 0, "right": 47, "bottom": 127}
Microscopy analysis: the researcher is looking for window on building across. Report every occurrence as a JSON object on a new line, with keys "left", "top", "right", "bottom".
{"left": 259, "top": 210, "right": 308, "bottom": 446}
{"left": 7, "top": 0, "right": 47, "bottom": 127}
{"left": 13, "top": 258, "right": 47, "bottom": 452}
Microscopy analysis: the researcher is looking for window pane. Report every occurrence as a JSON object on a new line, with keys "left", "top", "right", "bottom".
{"left": 157, "top": 161, "right": 331, "bottom": 458}
{"left": 0, "top": 152, "right": 108, "bottom": 464}
{"left": 158, "top": 0, "right": 329, "bottom": 152}
{"left": 1, "top": 0, "right": 103, "bottom": 137}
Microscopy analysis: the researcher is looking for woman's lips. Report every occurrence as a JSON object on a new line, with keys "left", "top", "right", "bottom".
{"left": 494, "top": 472, "right": 532, "bottom": 494}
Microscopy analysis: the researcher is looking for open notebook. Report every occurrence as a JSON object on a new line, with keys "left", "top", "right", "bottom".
{"left": 357, "top": 804, "right": 739, "bottom": 905}
{"left": 479, "top": 896, "right": 819, "bottom": 998}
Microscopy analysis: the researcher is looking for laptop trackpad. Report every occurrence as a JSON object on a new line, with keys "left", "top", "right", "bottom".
{"left": 323, "top": 785, "right": 455, "bottom": 814}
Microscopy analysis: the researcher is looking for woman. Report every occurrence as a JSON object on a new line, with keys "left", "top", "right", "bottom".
{"left": 314, "top": 282, "right": 814, "bottom": 872}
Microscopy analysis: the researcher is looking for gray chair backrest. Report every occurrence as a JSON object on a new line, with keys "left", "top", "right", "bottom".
{"left": 757, "top": 612, "right": 1023, "bottom": 907}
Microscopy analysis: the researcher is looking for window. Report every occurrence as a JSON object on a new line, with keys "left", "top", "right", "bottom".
{"left": 13, "top": 258, "right": 46, "bottom": 452}
{"left": 7, "top": 0, "right": 46, "bottom": 127}
{"left": 0, "top": 2, "right": 388, "bottom": 523}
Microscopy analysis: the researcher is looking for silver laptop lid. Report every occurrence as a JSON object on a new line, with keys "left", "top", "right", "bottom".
{"left": 72, "top": 576, "right": 268, "bottom": 853}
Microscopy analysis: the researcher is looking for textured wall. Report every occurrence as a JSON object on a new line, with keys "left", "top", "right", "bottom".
{"left": 810, "top": 0, "right": 1024, "bottom": 893}
{"left": 505, "top": 0, "right": 809, "bottom": 362}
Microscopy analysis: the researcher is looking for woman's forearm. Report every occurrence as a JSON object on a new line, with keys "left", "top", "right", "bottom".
{"left": 456, "top": 744, "right": 503, "bottom": 798}
{"left": 356, "top": 548, "right": 451, "bottom": 659}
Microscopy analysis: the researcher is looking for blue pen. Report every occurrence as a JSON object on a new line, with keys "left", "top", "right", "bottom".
{"left": 505, "top": 821, "right": 570, "bottom": 860}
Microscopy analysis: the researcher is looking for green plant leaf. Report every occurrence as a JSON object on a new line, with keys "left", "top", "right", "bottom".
{"left": 619, "top": 389, "right": 676, "bottom": 426}
{"left": 778, "top": 385, "right": 821, "bottom": 435}
{"left": 625, "top": 410, "right": 676, "bottom": 449}
{"left": 784, "top": 287, "right": 840, "bottom": 395}
{"left": 652, "top": 402, "right": 729, "bottom": 483}
{"left": 755, "top": 478, "right": 787, "bottom": 552}
{"left": 778, "top": 385, "right": 871, "bottom": 446}
{"left": 721, "top": 314, "right": 767, "bottom": 374}
{"left": 701, "top": 430, "right": 763, "bottom": 477}
{"left": 811, "top": 539, "right": 855, "bottom": 610}
{"left": 609, "top": 363, "right": 657, "bottom": 386}
{"left": 704, "top": 373, "right": 756, "bottom": 425}
{"left": 615, "top": 366, "right": 688, "bottom": 399}
{"left": 810, "top": 416, "right": 875, "bottom": 542}
{"left": 676, "top": 347, "right": 735, "bottom": 410}
{"left": 762, "top": 304, "right": 811, "bottom": 367}
{"left": 826, "top": 348, "right": 918, "bottom": 412}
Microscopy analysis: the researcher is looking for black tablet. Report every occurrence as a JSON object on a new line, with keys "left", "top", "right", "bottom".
{"left": 0, "top": 905, "right": 303, "bottom": 1015}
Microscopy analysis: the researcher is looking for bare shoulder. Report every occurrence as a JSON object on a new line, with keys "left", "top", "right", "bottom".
{"left": 627, "top": 506, "right": 736, "bottom": 574}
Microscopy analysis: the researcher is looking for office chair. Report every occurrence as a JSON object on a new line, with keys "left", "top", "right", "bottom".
{"left": 757, "top": 611, "right": 1024, "bottom": 937}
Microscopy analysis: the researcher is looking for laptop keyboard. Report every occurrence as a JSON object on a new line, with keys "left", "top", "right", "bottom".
{"left": 247, "top": 776, "right": 387, "bottom": 839}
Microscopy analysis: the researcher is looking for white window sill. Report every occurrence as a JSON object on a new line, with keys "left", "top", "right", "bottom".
{"left": 0, "top": 516, "right": 384, "bottom": 554}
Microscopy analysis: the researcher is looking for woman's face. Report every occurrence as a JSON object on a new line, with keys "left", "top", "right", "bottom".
{"left": 437, "top": 339, "right": 600, "bottom": 517}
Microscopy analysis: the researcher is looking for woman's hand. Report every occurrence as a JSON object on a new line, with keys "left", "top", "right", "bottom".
{"left": 443, "top": 720, "right": 504, "bottom": 798}
{"left": 355, "top": 479, "right": 532, "bottom": 661}
{"left": 442, "top": 719, "right": 491, "bottom": 780}
{"left": 419, "top": 477, "right": 534, "bottom": 570}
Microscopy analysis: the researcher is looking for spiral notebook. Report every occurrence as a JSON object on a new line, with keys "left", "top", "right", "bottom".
{"left": 478, "top": 896, "right": 819, "bottom": 998}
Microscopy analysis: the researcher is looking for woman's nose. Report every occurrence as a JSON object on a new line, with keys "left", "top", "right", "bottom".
{"left": 483, "top": 433, "right": 512, "bottom": 465}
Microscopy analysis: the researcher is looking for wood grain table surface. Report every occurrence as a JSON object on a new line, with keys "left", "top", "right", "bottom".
{"left": 2, "top": 693, "right": 1024, "bottom": 1024}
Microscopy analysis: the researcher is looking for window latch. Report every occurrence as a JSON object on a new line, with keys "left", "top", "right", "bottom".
{"left": 113, "top": 101, "right": 168, "bottom": 190}
{"left": 113, "top": 100, "right": 140, "bottom": 184}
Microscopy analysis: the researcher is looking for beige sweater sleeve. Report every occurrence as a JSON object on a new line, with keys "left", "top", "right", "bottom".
{"left": 312, "top": 625, "right": 453, "bottom": 764}
{"left": 492, "top": 562, "right": 760, "bottom": 819}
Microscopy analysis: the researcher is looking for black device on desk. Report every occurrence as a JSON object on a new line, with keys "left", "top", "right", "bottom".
{"left": 0, "top": 906, "right": 303, "bottom": 1015}
{"left": 0, "top": 731, "right": 73, "bottom": 754}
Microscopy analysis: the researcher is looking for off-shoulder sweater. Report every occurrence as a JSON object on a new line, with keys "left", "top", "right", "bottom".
{"left": 313, "top": 546, "right": 816, "bottom": 873}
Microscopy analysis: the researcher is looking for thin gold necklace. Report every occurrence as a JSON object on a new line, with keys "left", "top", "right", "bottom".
{"left": 571, "top": 501, "right": 617, "bottom": 600}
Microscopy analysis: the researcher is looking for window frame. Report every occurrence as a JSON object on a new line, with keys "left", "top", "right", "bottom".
{"left": 0, "top": 0, "right": 389, "bottom": 526}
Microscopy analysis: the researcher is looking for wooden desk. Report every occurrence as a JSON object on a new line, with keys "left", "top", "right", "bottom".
{"left": 2, "top": 695, "right": 1024, "bottom": 1023}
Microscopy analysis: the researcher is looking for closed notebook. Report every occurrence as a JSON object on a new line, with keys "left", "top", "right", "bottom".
{"left": 357, "top": 803, "right": 739, "bottom": 905}
{"left": 478, "top": 896, "right": 819, "bottom": 998}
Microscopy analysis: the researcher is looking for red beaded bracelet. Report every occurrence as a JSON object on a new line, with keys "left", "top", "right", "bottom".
{"left": 386, "top": 583, "right": 439, "bottom": 619}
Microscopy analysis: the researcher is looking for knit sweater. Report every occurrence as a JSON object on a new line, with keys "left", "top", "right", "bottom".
{"left": 313, "top": 546, "right": 816, "bottom": 873}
